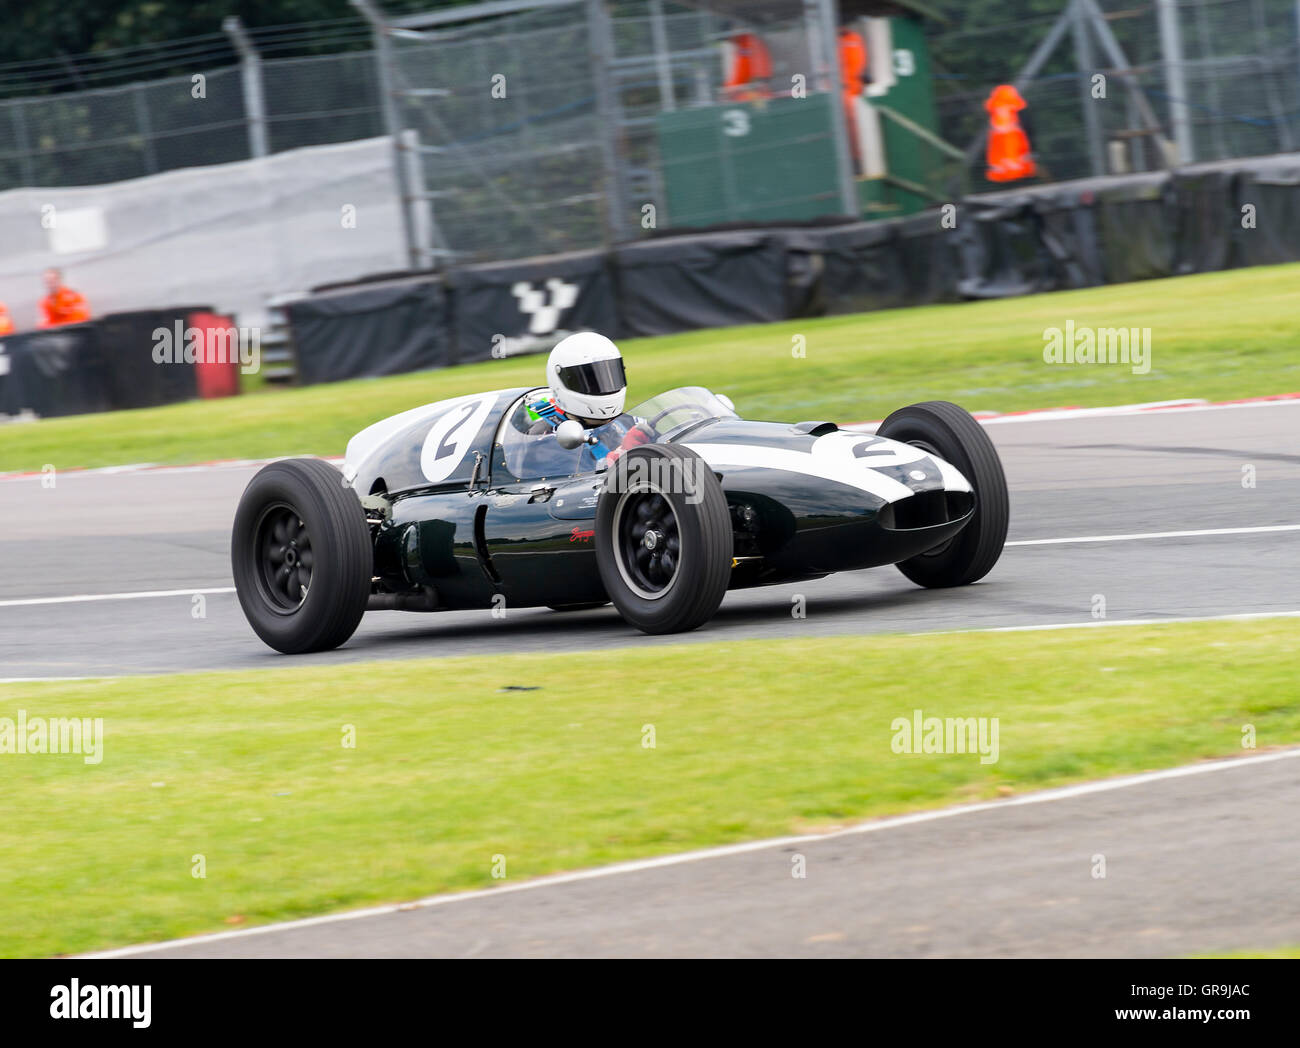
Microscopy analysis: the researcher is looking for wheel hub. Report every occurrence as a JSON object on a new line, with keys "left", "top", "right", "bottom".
{"left": 254, "top": 506, "right": 314, "bottom": 612}
{"left": 614, "top": 487, "right": 681, "bottom": 601}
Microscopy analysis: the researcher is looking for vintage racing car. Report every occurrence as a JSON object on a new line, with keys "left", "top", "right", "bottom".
{"left": 231, "top": 386, "right": 1009, "bottom": 653}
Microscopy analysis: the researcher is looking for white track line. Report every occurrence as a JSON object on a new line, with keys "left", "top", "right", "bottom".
{"left": 4, "top": 397, "right": 1297, "bottom": 484}
{"left": 978, "top": 397, "right": 1300, "bottom": 424}
{"left": 2, "top": 522, "right": 1289, "bottom": 608}
{"left": 846, "top": 396, "right": 1300, "bottom": 432}
{"left": 0, "top": 676, "right": 122, "bottom": 684}
{"left": 1006, "top": 523, "right": 1300, "bottom": 546}
{"left": 1, "top": 612, "right": 1295, "bottom": 688}
{"left": 78, "top": 745, "right": 1300, "bottom": 959}
{"left": 3, "top": 524, "right": 1293, "bottom": 611}
{"left": 0, "top": 587, "right": 235, "bottom": 609}
{"left": 0, "top": 456, "right": 346, "bottom": 483}
{"left": 960, "top": 610, "right": 1300, "bottom": 633}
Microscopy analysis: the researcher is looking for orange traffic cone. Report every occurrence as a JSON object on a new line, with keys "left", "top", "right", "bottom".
{"left": 985, "top": 84, "right": 1037, "bottom": 182}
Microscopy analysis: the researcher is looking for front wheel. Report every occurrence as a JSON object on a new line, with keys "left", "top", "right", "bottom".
{"left": 231, "top": 458, "right": 373, "bottom": 653}
{"left": 595, "top": 444, "right": 732, "bottom": 634}
{"left": 877, "top": 401, "right": 1009, "bottom": 588}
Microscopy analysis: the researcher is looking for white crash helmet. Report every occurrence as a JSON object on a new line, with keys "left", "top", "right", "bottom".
{"left": 547, "top": 332, "right": 627, "bottom": 424}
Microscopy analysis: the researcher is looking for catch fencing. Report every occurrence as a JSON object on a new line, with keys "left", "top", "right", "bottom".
{"left": 0, "top": 53, "right": 385, "bottom": 192}
{"left": 2, "top": 0, "right": 1299, "bottom": 315}
{"left": 0, "top": 136, "right": 405, "bottom": 331}
{"left": 931, "top": 0, "right": 1300, "bottom": 183}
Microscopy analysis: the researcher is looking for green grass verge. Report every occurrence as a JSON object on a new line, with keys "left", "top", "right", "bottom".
{"left": 1192, "top": 946, "right": 1300, "bottom": 958}
{"left": 2, "top": 264, "right": 1299, "bottom": 473}
{"left": 2, "top": 618, "right": 1296, "bottom": 957}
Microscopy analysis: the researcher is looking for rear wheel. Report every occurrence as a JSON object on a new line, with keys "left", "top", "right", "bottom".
{"left": 231, "top": 458, "right": 372, "bottom": 653}
{"left": 595, "top": 444, "right": 732, "bottom": 634}
{"left": 877, "top": 401, "right": 1009, "bottom": 588}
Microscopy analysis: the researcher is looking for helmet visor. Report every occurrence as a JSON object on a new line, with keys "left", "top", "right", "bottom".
{"left": 557, "top": 357, "right": 626, "bottom": 396}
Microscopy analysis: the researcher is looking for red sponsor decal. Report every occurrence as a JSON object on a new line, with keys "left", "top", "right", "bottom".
{"left": 570, "top": 526, "right": 595, "bottom": 543}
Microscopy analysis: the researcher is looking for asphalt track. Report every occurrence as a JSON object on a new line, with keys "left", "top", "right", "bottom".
{"left": 99, "top": 749, "right": 1300, "bottom": 958}
{"left": 1, "top": 401, "right": 1296, "bottom": 679}
{"left": 5, "top": 399, "right": 1299, "bottom": 958}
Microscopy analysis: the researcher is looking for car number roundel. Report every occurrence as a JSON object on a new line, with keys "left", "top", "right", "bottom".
{"left": 419, "top": 394, "right": 495, "bottom": 484}
{"left": 811, "top": 431, "right": 927, "bottom": 468}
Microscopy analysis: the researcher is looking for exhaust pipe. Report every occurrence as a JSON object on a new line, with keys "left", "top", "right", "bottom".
{"left": 368, "top": 586, "right": 439, "bottom": 612}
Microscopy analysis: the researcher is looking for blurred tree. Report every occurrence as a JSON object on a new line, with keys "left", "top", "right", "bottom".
{"left": 927, "top": 0, "right": 1075, "bottom": 87}
{"left": 0, "top": 0, "right": 478, "bottom": 75}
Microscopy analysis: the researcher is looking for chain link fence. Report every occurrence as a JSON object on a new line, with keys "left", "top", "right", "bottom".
{"left": 262, "top": 50, "right": 384, "bottom": 153}
{"left": 0, "top": 137, "right": 405, "bottom": 332}
{"left": 389, "top": 4, "right": 607, "bottom": 262}
{"left": 607, "top": 6, "right": 830, "bottom": 232}
{"left": 0, "top": 53, "right": 384, "bottom": 191}
{"left": 932, "top": 0, "right": 1300, "bottom": 187}
{"left": 0, "top": 69, "right": 248, "bottom": 189}
{"left": 1173, "top": 0, "right": 1300, "bottom": 160}
{"left": 0, "top": 1, "right": 849, "bottom": 265}
{"left": 384, "top": 1, "right": 844, "bottom": 263}
{"left": 1, "top": 1, "right": 1299, "bottom": 280}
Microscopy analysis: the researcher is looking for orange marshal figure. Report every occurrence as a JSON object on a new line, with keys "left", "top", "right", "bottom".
{"left": 38, "top": 268, "right": 92, "bottom": 328}
{"left": 984, "top": 84, "right": 1037, "bottom": 183}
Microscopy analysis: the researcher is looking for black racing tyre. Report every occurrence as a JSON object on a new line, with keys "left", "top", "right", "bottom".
{"left": 877, "top": 400, "right": 1009, "bottom": 588}
{"left": 595, "top": 444, "right": 732, "bottom": 634}
{"left": 546, "top": 602, "right": 610, "bottom": 612}
{"left": 231, "top": 457, "right": 373, "bottom": 654}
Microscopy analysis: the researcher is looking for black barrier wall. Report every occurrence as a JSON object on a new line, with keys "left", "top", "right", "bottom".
{"left": 614, "top": 231, "right": 790, "bottom": 337}
{"left": 0, "top": 325, "right": 108, "bottom": 418}
{"left": 0, "top": 307, "right": 209, "bottom": 419}
{"left": 281, "top": 153, "right": 1300, "bottom": 386}
{"left": 7, "top": 156, "right": 1296, "bottom": 406}
{"left": 99, "top": 309, "right": 205, "bottom": 410}
{"left": 286, "top": 278, "right": 451, "bottom": 386}
{"left": 449, "top": 250, "right": 616, "bottom": 364}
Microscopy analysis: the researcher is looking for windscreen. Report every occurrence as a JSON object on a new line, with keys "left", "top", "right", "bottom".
{"left": 625, "top": 386, "right": 738, "bottom": 440}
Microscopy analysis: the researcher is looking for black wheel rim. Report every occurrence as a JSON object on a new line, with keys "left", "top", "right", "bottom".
{"left": 253, "top": 503, "right": 314, "bottom": 612}
{"left": 614, "top": 487, "right": 681, "bottom": 600}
